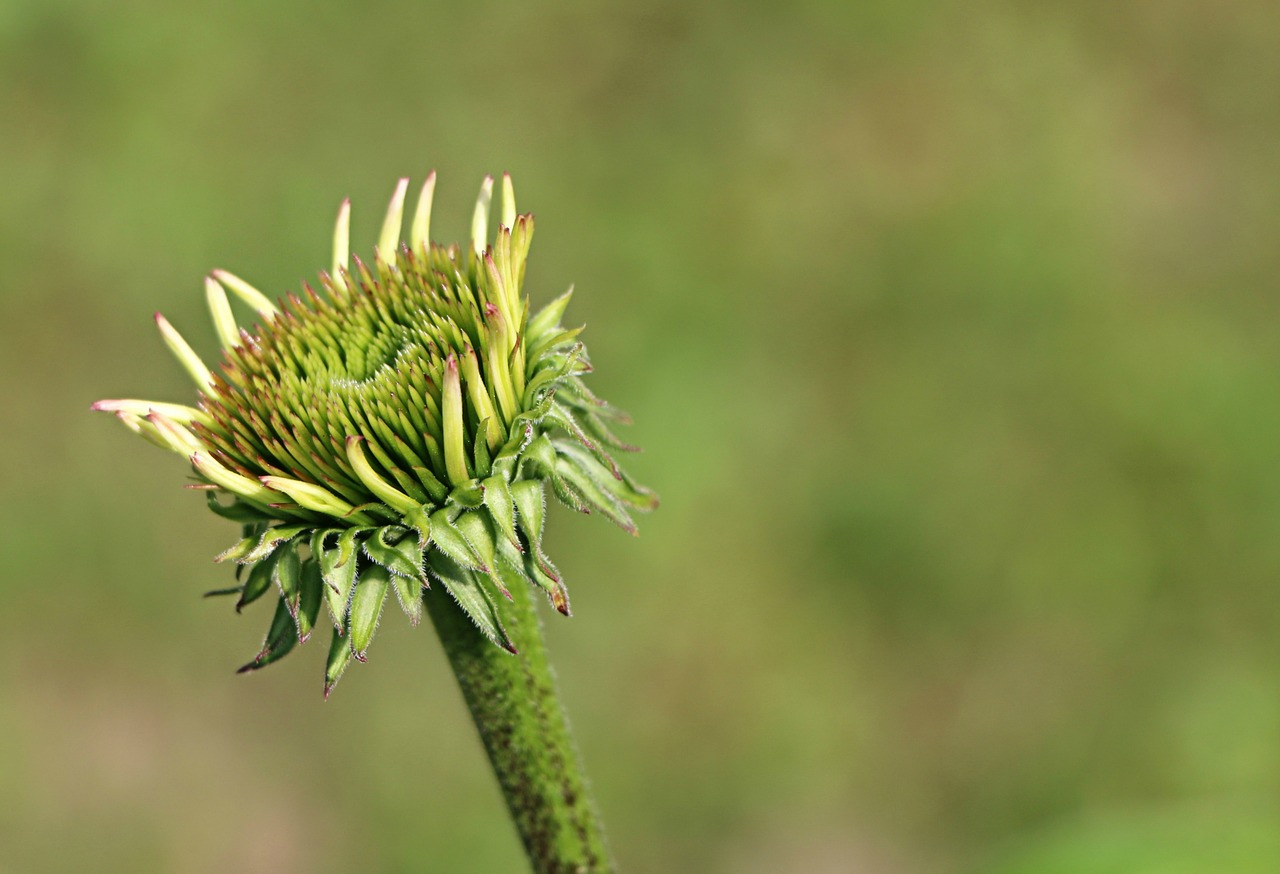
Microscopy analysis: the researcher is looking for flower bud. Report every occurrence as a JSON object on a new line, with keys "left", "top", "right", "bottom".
{"left": 94, "top": 172, "right": 655, "bottom": 693}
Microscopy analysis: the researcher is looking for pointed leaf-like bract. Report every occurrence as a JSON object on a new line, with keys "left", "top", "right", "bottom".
{"left": 334, "top": 526, "right": 362, "bottom": 569}
{"left": 511, "top": 479, "right": 558, "bottom": 579}
{"left": 426, "top": 552, "right": 516, "bottom": 653}
{"left": 511, "top": 479, "right": 545, "bottom": 543}
{"left": 362, "top": 525, "right": 424, "bottom": 580}
{"left": 214, "top": 535, "right": 257, "bottom": 564}
{"left": 238, "top": 596, "right": 298, "bottom": 673}
{"left": 317, "top": 529, "right": 358, "bottom": 631}
{"left": 555, "top": 454, "right": 637, "bottom": 534}
{"left": 391, "top": 571, "right": 424, "bottom": 626}
{"left": 324, "top": 626, "right": 353, "bottom": 699}
{"left": 482, "top": 475, "right": 521, "bottom": 551}
{"left": 273, "top": 542, "right": 303, "bottom": 618}
{"left": 296, "top": 557, "right": 324, "bottom": 643}
{"left": 455, "top": 511, "right": 509, "bottom": 599}
{"left": 525, "top": 550, "right": 570, "bottom": 615}
{"left": 349, "top": 563, "right": 391, "bottom": 661}
{"left": 429, "top": 508, "right": 487, "bottom": 572}
{"left": 402, "top": 505, "right": 433, "bottom": 550}
{"left": 547, "top": 468, "right": 591, "bottom": 515}
{"left": 556, "top": 440, "right": 658, "bottom": 510}
{"left": 527, "top": 286, "right": 574, "bottom": 340}
{"left": 455, "top": 512, "right": 498, "bottom": 574}
{"left": 450, "top": 479, "right": 486, "bottom": 509}
{"left": 237, "top": 524, "right": 310, "bottom": 564}
{"left": 237, "top": 552, "right": 278, "bottom": 612}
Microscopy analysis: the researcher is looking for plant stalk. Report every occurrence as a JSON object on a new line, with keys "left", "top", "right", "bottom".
{"left": 424, "top": 581, "right": 614, "bottom": 874}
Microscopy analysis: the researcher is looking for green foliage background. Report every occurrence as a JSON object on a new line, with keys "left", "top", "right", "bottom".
{"left": 3, "top": 1, "right": 1279, "bottom": 871}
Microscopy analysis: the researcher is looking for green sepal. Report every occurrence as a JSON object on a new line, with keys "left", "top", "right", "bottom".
{"left": 237, "top": 596, "right": 298, "bottom": 673}
{"left": 334, "top": 526, "right": 362, "bottom": 570}
{"left": 391, "top": 569, "right": 424, "bottom": 626}
{"left": 214, "top": 535, "right": 258, "bottom": 564}
{"left": 273, "top": 541, "right": 303, "bottom": 618}
{"left": 527, "top": 326, "right": 583, "bottom": 362}
{"left": 429, "top": 507, "right": 487, "bottom": 572}
{"left": 495, "top": 534, "right": 532, "bottom": 580}
{"left": 511, "top": 479, "right": 545, "bottom": 545}
{"left": 555, "top": 375, "right": 632, "bottom": 421}
{"left": 517, "top": 435, "right": 568, "bottom": 511}
{"left": 558, "top": 373, "right": 631, "bottom": 421}
{"left": 544, "top": 402, "right": 621, "bottom": 480}
{"left": 525, "top": 549, "right": 571, "bottom": 615}
{"left": 555, "top": 453, "right": 637, "bottom": 534}
{"left": 295, "top": 556, "right": 324, "bottom": 643}
{"left": 426, "top": 551, "right": 516, "bottom": 653}
{"left": 212, "top": 523, "right": 304, "bottom": 567}
{"left": 318, "top": 528, "right": 360, "bottom": 631}
{"left": 494, "top": 519, "right": 563, "bottom": 611}
{"left": 456, "top": 511, "right": 509, "bottom": 600}
{"left": 575, "top": 407, "right": 640, "bottom": 453}
{"left": 556, "top": 440, "right": 658, "bottom": 510}
{"left": 495, "top": 535, "right": 568, "bottom": 613}
{"left": 243, "top": 524, "right": 310, "bottom": 563}
{"left": 523, "top": 344, "right": 583, "bottom": 405}
{"left": 349, "top": 562, "right": 390, "bottom": 661}
{"left": 511, "top": 479, "right": 560, "bottom": 581}
{"left": 526, "top": 286, "right": 574, "bottom": 341}
{"left": 518, "top": 432, "right": 556, "bottom": 476}
{"left": 362, "top": 525, "right": 424, "bottom": 581}
{"left": 456, "top": 510, "right": 497, "bottom": 568}
{"left": 236, "top": 551, "right": 277, "bottom": 612}
{"left": 490, "top": 454, "right": 516, "bottom": 484}
{"left": 401, "top": 504, "right": 433, "bottom": 550}
{"left": 507, "top": 394, "right": 554, "bottom": 437}
{"left": 324, "top": 626, "right": 353, "bottom": 699}
{"left": 482, "top": 475, "right": 521, "bottom": 551}
{"left": 489, "top": 423, "right": 529, "bottom": 482}
{"left": 547, "top": 468, "right": 591, "bottom": 516}
{"left": 448, "top": 480, "right": 486, "bottom": 509}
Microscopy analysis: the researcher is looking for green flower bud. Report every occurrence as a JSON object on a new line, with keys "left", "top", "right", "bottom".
{"left": 93, "top": 172, "right": 656, "bottom": 695}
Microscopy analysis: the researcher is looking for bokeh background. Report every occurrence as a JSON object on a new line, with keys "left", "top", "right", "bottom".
{"left": 3, "top": 1, "right": 1280, "bottom": 871}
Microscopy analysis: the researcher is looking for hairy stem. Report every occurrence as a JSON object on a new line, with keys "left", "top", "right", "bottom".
{"left": 425, "top": 581, "right": 613, "bottom": 874}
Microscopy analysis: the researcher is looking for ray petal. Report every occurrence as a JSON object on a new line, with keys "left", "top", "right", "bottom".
{"left": 471, "top": 174, "right": 494, "bottom": 255}
{"left": 378, "top": 177, "right": 410, "bottom": 263}
{"left": 410, "top": 171, "right": 437, "bottom": 254}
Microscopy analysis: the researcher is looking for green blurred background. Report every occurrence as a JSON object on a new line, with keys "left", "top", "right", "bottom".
{"left": 3, "top": 1, "right": 1280, "bottom": 871}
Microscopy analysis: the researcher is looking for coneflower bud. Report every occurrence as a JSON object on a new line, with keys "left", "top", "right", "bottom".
{"left": 93, "top": 172, "right": 656, "bottom": 696}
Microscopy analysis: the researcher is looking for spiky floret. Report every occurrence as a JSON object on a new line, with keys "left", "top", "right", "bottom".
{"left": 94, "top": 173, "right": 656, "bottom": 696}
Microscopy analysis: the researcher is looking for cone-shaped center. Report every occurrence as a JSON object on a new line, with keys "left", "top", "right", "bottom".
{"left": 193, "top": 244, "right": 517, "bottom": 505}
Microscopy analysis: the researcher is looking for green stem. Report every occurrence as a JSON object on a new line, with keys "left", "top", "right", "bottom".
{"left": 424, "top": 580, "right": 614, "bottom": 874}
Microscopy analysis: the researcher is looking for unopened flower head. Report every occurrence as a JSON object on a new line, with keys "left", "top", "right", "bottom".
{"left": 94, "top": 172, "right": 656, "bottom": 696}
